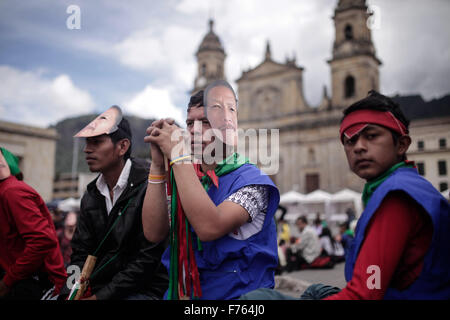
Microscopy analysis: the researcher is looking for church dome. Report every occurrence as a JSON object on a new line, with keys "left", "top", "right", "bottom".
{"left": 196, "top": 19, "right": 225, "bottom": 55}
{"left": 336, "top": 0, "right": 367, "bottom": 12}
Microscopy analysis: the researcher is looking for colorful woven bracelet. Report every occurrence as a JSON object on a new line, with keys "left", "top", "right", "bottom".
{"left": 169, "top": 155, "right": 191, "bottom": 166}
{"left": 148, "top": 174, "right": 165, "bottom": 180}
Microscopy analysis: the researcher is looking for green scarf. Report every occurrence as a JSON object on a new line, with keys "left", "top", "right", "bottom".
{"left": 199, "top": 152, "right": 251, "bottom": 191}
{"left": 362, "top": 161, "right": 415, "bottom": 207}
{"left": 167, "top": 152, "right": 251, "bottom": 300}
{"left": 0, "top": 147, "right": 21, "bottom": 176}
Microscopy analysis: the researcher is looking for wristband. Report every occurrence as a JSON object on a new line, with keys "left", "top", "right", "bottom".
{"left": 148, "top": 174, "right": 165, "bottom": 180}
{"left": 148, "top": 179, "right": 166, "bottom": 184}
{"left": 169, "top": 155, "right": 191, "bottom": 166}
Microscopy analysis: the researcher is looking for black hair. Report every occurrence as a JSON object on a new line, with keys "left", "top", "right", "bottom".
{"left": 188, "top": 90, "right": 204, "bottom": 111}
{"left": 296, "top": 216, "right": 308, "bottom": 224}
{"left": 341, "top": 90, "right": 410, "bottom": 152}
{"left": 341, "top": 90, "right": 410, "bottom": 132}
{"left": 314, "top": 215, "right": 322, "bottom": 226}
{"left": 319, "top": 226, "right": 336, "bottom": 245}
{"left": 109, "top": 117, "right": 132, "bottom": 160}
{"left": 339, "top": 221, "right": 350, "bottom": 230}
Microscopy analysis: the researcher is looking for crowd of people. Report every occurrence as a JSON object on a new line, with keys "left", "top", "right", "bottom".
{"left": 276, "top": 214, "right": 354, "bottom": 275}
{"left": 1, "top": 82, "right": 449, "bottom": 300}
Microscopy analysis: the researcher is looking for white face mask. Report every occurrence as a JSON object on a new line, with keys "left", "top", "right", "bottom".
{"left": 0, "top": 151, "right": 11, "bottom": 180}
{"left": 204, "top": 82, "right": 238, "bottom": 148}
{"left": 74, "top": 106, "right": 123, "bottom": 138}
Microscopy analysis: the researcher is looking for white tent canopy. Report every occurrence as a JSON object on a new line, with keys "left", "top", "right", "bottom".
{"left": 330, "top": 188, "right": 360, "bottom": 202}
{"left": 303, "top": 189, "right": 332, "bottom": 203}
{"left": 279, "top": 188, "right": 363, "bottom": 222}
{"left": 330, "top": 188, "right": 363, "bottom": 215}
{"left": 279, "top": 190, "right": 306, "bottom": 204}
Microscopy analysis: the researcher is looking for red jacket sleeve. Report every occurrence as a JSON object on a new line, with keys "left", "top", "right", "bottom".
{"left": 325, "top": 191, "right": 431, "bottom": 300}
{"left": 3, "top": 186, "right": 59, "bottom": 287}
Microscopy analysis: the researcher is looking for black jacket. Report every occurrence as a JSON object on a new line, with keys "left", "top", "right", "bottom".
{"left": 65, "top": 158, "right": 168, "bottom": 299}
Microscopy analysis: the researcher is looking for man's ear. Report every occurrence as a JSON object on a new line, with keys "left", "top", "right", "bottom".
{"left": 116, "top": 138, "right": 131, "bottom": 157}
{"left": 397, "top": 135, "right": 411, "bottom": 158}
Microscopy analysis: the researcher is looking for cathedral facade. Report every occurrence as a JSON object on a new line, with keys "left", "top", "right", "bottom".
{"left": 191, "top": 0, "right": 450, "bottom": 195}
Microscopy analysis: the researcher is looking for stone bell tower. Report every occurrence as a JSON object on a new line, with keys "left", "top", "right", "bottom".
{"left": 328, "top": 0, "right": 382, "bottom": 108}
{"left": 192, "top": 19, "right": 226, "bottom": 93}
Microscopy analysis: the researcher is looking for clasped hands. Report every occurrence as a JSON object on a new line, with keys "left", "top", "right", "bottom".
{"left": 144, "top": 118, "right": 190, "bottom": 168}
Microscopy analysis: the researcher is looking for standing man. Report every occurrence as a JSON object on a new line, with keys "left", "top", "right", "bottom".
{"left": 0, "top": 147, "right": 67, "bottom": 299}
{"left": 142, "top": 82, "right": 280, "bottom": 300}
{"left": 62, "top": 106, "right": 168, "bottom": 300}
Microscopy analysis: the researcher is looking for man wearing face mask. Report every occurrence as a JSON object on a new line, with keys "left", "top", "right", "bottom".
{"left": 142, "top": 81, "right": 280, "bottom": 300}
{"left": 0, "top": 147, "right": 67, "bottom": 300}
{"left": 62, "top": 106, "right": 168, "bottom": 300}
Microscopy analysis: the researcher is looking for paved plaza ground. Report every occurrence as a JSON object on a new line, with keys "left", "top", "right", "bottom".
{"left": 275, "top": 261, "right": 347, "bottom": 297}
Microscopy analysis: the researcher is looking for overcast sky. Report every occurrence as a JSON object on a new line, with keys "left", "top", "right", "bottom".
{"left": 0, "top": 0, "right": 449, "bottom": 127}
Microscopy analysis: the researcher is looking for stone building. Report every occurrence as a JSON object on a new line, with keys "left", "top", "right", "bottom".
{"left": 234, "top": 0, "right": 383, "bottom": 194}
{"left": 408, "top": 117, "right": 450, "bottom": 193}
{"left": 393, "top": 95, "right": 450, "bottom": 193}
{"left": 192, "top": 0, "right": 450, "bottom": 196}
{"left": 328, "top": 0, "right": 381, "bottom": 108}
{"left": 0, "top": 120, "right": 58, "bottom": 202}
{"left": 52, "top": 172, "right": 97, "bottom": 200}
{"left": 192, "top": 19, "right": 226, "bottom": 93}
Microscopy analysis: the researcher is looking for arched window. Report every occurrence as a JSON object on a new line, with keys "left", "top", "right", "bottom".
{"left": 345, "top": 75, "right": 355, "bottom": 98}
{"left": 344, "top": 24, "right": 353, "bottom": 40}
{"left": 201, "top": 63, "right": 207, "bottom": 76}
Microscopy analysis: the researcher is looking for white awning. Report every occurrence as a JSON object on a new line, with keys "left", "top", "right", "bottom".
{"left": 303, "top": 189, "right": 332, "bottom": 203}
{"left": 279, "top": 190, "right": 306, "bottom": 204}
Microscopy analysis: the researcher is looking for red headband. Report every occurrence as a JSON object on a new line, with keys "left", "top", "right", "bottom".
{"left": 340, "top": 109, "right": 407, "bottom": 142}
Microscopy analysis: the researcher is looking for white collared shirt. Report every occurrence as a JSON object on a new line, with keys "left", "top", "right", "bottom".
{"left": 96, "top": 158, "right": 132, "bottom": 215}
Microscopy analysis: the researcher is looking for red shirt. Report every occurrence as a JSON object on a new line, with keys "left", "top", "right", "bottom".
{"left": 0, "top": 176, "right": 67, "bottom": 292}
{"left": 325, "top": 191, "right": 433, "bottom": 300}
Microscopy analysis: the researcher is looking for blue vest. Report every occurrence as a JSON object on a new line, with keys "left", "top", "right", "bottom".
{"left": 345, "top": 168, "right": 450, "bottom": 299}
{"left": 161, "top": 164, "right": 280, "bottom": 300}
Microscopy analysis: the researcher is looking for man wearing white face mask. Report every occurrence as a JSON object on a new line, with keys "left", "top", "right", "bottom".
{"left": 142, "top": 81, "right": 281, "bottom": 300}
{"left": 0, "top": 147, "right": 67, "bottom": 300}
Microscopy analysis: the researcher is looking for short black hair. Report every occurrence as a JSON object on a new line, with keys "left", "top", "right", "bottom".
{"left": 339, "top": 221, "right": 350, "bottom": 230}
{"left": 341, "top": 90, "right": 410, "bottom": 132}
{"left": 296, "top": 216, "right": 308, "bottom": 224}
{"left": 109, "top": 117, "right": 132, "bottom": 160}
{"left": 188, "top": 90, "right": 204, "bottom": 111}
